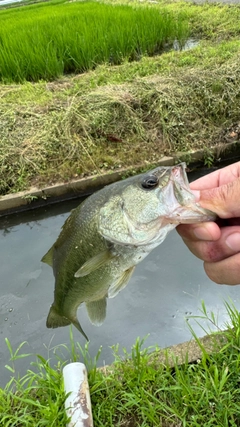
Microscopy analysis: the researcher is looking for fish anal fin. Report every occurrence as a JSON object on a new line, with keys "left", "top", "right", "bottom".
{"left": 74, "top": 250, "right": 115, "bottom": 278}
{"left": 108, "top": 266, "right": 135, "bottom": 299}
{"left": 86, "top": 297, "right": 107, "bottom": 326}
{"left": 41, "top": 247, "right": 54, "bottom": 267}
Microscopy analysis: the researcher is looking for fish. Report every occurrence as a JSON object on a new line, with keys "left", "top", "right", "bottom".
{"left": 42, "top": 163, "right": 215, "bottom": 340}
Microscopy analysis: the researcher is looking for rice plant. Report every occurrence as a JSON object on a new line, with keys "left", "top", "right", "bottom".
{"left": 0, "top": 0, "right": 189, "bottom": 82}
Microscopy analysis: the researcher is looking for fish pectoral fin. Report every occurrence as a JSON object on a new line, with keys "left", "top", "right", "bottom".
{"left": 86, "top": 297, "right": 107, "bottom": 326}
{"left": 108, "top": 266, "right": 135, "bottom": 299}
{"left": 41, "top": 246, "right": 54, "bottom": 267}
{"left": 74, "top": 250, "right": 115, "bottom": 278}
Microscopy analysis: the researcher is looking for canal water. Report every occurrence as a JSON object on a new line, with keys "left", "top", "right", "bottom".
{"left": 1, "top": 166, "right": 240, "bottom": 387}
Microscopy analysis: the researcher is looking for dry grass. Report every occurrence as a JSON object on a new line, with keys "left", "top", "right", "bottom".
{"left": 0, "top": 53, "right": 240, "bottom": 195}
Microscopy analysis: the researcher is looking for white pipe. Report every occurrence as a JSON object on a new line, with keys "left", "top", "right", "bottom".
{"left": 63, "top": 362, "right": 94, "bottom": 427}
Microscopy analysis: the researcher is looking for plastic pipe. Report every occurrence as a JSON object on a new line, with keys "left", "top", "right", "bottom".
{"left": 63, "top": 362, "right": 94, "bottom": 427}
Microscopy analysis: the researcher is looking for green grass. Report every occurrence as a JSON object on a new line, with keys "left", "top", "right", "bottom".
{"left": 0, "top": 0, "right": 189, "bottom": 83}
{"left": 1, "top": 343, "right": 67, "bottom": 426}
{"left": 1, "top": 301, "right": 240, "bottom": 426}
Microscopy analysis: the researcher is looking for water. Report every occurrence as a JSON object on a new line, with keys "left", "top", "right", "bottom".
{"left": 173, "top": 38, "right": 199, "bottom": 51}
{"left": 0, "top": 0, "right": 22, "bottom": 5}
{"left": 1, "top": 167, "right": 240, "bottom": 387}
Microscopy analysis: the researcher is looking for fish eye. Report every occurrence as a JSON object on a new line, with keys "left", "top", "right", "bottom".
{"left": 141, "top": 174, "right": 159, "bottom": 190}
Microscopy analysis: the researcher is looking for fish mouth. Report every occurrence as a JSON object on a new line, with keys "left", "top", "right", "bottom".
{"left": 170, "top": 163, "right": 191, "bottom": 193}
{"left": 166, "top": 163, "right": 216, "bottom": 224}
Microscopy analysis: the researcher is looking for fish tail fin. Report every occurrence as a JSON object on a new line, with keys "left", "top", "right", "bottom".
{"left": 47, "top": 305, "right": 89, "bottom": 341}
{"left": 46, "top": 305, "right": 71, "bottom": 328}
{"left": 86, "top": 297, "right": 107, "bottom": 327}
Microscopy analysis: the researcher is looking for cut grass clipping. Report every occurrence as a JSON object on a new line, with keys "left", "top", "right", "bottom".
{"left": 0, "top": 0, "right": 189, "bottom": 83}
{"left": 1, "top": 301, "right": 240, "bottom": 426}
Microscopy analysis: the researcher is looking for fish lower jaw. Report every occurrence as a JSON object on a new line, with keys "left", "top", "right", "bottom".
{"left": 165, "top": 208, "right": 216, "bottom": 224}
{"left": 176, "top": 215, "right": 215, "bottom": 224}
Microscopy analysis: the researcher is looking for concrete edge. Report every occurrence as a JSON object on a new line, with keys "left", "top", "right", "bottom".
{"left": 1, "top": 141, "right": 240, "bottom": 216}
{"left": 150, "top": 331, "right": 227, "bottom": 367}
{"left": 98, "top": 331, "right": 228, "bottom": 374}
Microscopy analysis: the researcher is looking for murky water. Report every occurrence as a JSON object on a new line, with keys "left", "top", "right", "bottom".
{"left": 173, "top": 38, "right": 199, "bottom": 52}
{"left": 1, "top": 166, "right": 240, "bottom": 387}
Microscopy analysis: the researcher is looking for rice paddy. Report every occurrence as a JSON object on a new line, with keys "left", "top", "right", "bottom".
{"left": 0, "top": 0, "right": 189, "bottom": 83}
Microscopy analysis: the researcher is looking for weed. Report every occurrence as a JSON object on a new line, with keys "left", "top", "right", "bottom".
{"left": 2, "top": 301, "right": 240, "bottom": 426}
{"left": 203, "top": 148, "right": 215, "bottom": 168}
{"left": 22, "top": 194, "right": 38, "bottom": 201}
{"left": 89, "top": 301, "right": 240, "bottom": 426}
{"left": 1, "top": 340, "right": 67, "bottom": 426}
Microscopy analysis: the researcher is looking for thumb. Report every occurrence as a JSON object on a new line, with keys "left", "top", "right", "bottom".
{"left": 196, "top": 178, "right": 240, "bottom": 219}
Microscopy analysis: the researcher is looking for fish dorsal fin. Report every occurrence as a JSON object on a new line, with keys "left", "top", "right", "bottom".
{"left": 108, "top": 266, "right": 135, "bottom": 299}
{"left": 86, "top": 297, "right": 107, "bottom": 326}
{"left": 74, "top": 250, "right": 115, "bottom": 278}
{"left": 41, "top": 246, "right": 54, "bottom": 266}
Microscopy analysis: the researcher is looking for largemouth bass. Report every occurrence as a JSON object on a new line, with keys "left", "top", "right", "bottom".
{"left": 42, "top": 163, "right": 215, "bottom": 340}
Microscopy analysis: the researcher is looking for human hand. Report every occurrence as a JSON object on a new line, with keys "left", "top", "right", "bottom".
{"left": 177, "top": 162, "right": 240, "bottom": 285}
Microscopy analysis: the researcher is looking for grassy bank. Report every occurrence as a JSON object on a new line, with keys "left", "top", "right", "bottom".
{"left": 0, "top": 0, "right": 240, "bottom": 196}
{"left": 1, "top": 45, "right": 239, "bottom": 195}
{"left": 1, "top": 301, "right": 240, "bottom": 426}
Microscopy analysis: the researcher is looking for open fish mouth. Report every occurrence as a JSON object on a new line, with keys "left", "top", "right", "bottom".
{"left": 166, "top": 163, "right": 216, "bottom": 223}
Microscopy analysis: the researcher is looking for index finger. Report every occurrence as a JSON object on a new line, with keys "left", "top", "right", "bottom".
{"left": 190, "top": 162, "right": 240, "bottom": 190}
{"left": 177, "top": 221, "right": 221, "bottom": 242}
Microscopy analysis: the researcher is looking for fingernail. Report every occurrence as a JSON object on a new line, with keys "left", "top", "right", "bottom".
{"left": 190, "top": 190, "right": 200, "bottom": 202}
{"left": 225, "top": 233, "right": 240, "bottom": 251}
{"left": 193, "top": 226, "right": 211, "bottom": 240}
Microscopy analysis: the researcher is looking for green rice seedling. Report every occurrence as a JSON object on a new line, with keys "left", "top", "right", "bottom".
{"left": 0, "top": 1, "right": 189, "bottom": 82}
